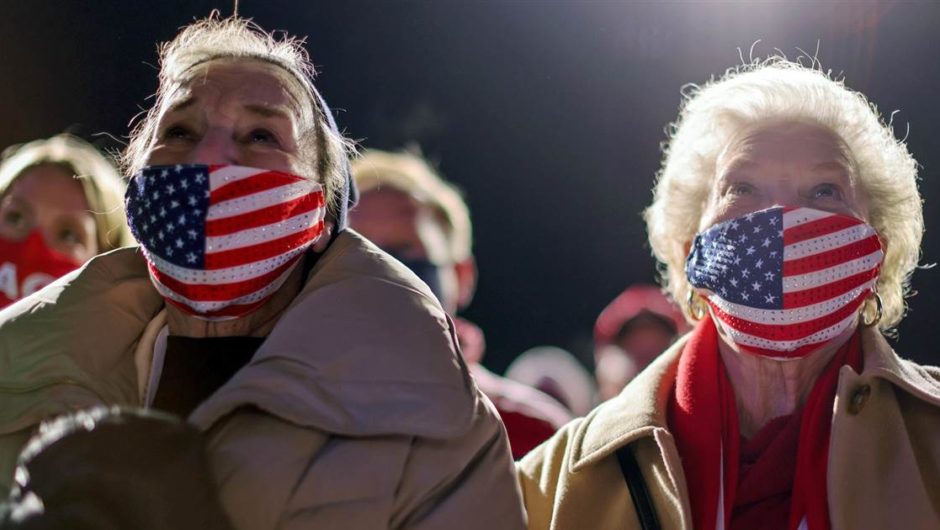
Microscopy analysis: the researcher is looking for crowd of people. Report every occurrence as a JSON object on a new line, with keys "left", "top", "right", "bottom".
{"left": 0, "top": 13, "right": 937, "bottom": 530}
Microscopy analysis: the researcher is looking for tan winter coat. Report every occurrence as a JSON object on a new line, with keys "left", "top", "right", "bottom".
{"left": 517, "top": 327, "right": 940, "bottom": 530}
{"left": 0, "top": 230, "right": 526, "bottom": 530}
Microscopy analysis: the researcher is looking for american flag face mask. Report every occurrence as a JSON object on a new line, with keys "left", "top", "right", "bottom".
{"left": 686, "top": 206, "right": 884, "bottom": 359}
{"left": 125, "top": 164, "right": 326, "bottom": 320}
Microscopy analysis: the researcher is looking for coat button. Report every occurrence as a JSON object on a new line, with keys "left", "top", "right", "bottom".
{"left": 848, "top": 384, "right": 872, "bottom": 414}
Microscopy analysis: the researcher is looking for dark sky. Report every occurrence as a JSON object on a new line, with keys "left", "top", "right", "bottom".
{"left": 1, "top": 1, "right": 938, "bottom": 371}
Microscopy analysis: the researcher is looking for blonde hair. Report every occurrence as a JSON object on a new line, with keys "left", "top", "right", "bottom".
{"left": 0, "top": 134, "right": 132, "bottom": 252}
{"left": 351, "top": 149, "right": 472, "bottom": 262}
{"left": 644, "top": 58, "right": 923, "bottom": 332}
{"left": 123, "top": 14, "right": 351, "bottom": 219}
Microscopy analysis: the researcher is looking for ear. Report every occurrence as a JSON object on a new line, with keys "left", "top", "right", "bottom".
{"left": 454, "top": 256, "right": 477, "bottom": 309}
{"left": 312, "top": 220, "right": 335, "bottom": 253}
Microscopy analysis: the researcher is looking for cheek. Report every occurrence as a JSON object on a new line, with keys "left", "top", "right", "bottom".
{"left": 698, "top": 198, "right": 732, "bottom": 232}
{"left": 845, "top": 186, "right": 871, "bottom": 222}
{"left": 243, "top": 150, "right": 301, "bottom": 172}
{"left": 699, "top": 184, "right": 734, "bottom": 232}
{"left": 67, "top": 247, "right": 94, "bottom": 264}
{"left": 143, "top": 146, "right": 174, "bottom": 167}
{"left": 699, "top": 194, "right": 776, "bottom": 232}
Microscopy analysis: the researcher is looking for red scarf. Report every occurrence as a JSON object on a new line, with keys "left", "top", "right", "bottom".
{"left": 668, "top": 317, "right": 862, "bottom": 530}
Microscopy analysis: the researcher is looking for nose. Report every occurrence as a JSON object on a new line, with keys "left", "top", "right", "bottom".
{"left": 187, "top": 128, "right": 238, "bottom": 165}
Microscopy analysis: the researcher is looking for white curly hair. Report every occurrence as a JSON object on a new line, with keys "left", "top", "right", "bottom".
{"left": 644, "top": 58, "right": 923, "bottom": 332}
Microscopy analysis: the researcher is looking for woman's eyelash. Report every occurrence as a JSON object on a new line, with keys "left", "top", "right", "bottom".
{"left": 729, "top": 182, "right": 755, "bottom": 195}
{"left": 246, "top": 129, "right": 280, "bottom": 145}
{"left": 163, "top": 125, "right": 192, "bottom": 139}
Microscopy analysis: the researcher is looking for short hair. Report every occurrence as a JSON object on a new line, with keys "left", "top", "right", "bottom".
{"left": 644, "top": 58, "right": 922, "bottom": 331}
{"left": 0, "top": 134, "right": 133, "bottom": 252}
{"left": 351, "top": 149, "right": 473, "bottom": 262}
{"left": 123, "top": 14, "right": 351, "bottom": 219}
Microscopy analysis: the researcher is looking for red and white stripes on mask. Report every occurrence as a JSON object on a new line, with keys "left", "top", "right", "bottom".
{"left": 125, "top": 164, "right": 325, "bottom": 320}
{"left": 686, "top": 206, "right": 883, "bottom": 358}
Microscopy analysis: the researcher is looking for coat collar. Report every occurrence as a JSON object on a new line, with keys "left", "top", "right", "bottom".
{"left": 569, "top": 335, "right": 687, "bottom": 471}
{"left": 856, "top": 326, "right": 940, "bottom": 405}
{"left": 188, "top": 230, "right": 479, "bottom": 439}
{"left": 0, "top": 230, "right": 479, "bottom": 441}
{"left": 570, "top": 324, "right": 940, "bottom": 472}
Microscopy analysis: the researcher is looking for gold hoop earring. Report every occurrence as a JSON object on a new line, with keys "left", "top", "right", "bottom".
{"left": 687, "top": 290, "right": 708, "bottom": 321}
{"left": 862, "top": 292, "right": 883, "bottom": 327}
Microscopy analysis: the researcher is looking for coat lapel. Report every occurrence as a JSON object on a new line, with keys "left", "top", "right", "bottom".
{"left": 567, "top": 326, "right": 940, "bottom": 530}
{"left": 569, "top": 335, "right": 693, "bottom": 529}
{"left": 827, "top": 327, "right": 940, "bottom": 530}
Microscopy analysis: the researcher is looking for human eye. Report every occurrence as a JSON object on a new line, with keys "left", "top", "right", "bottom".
{"left": 59, "top": 227, "right": 80, "bottom": 245}
{"left": 2, "top": 208, "right": 25, "bottom": 229}
{"left": 156, "top": 116, "right": 202, "bottom": 145}
{"left": 728, "top": 181, "right": 757, "bottom": 196}
{"left": 811, "top": 183, "right": 844, "bottom": 201}
{"left": 55, "top": 220, "right": 92, "bottom": 252}
{"left": 243, "top": 128, "right": 282, "bottom": 147}
{"left": 162, "top": 124, "right": 197, "bottom": 142}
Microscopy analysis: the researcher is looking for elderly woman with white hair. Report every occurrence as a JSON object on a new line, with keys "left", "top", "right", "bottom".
{"left": 0, "top": 15, "right": 524, "bottom": 530}
{"left": 518, "top": 60, "right": 940, "bottom": 530}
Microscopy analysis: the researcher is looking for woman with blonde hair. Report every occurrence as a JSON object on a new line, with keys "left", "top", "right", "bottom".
{"left": 0, "top": 134, "right": 131, "bottom": 307}
{"left": 0, "top": 15, "right": 524, "bottom": 530}
{"left": 518, "top": 59, "right": 940, "bottom": 530}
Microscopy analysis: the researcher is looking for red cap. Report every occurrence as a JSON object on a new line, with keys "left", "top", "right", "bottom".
{"left": 593, "top": 283, "right": 689, "bottom": 346}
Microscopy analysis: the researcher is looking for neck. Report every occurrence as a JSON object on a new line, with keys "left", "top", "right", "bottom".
{"left": 716, "top": 319, "right": 858, "bottom": 438}
{"left": 165, "top": 263, "right": 306, "bottom": 338}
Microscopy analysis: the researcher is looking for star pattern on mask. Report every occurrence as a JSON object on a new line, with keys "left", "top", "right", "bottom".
{"left": 126, "top": 165, "right": 211, "bottom": 268}
{"left": 686, "top": 207, "right": 786, "bottom": 309}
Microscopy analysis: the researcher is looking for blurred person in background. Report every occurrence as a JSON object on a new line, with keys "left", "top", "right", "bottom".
{"left": 0, "top": 15, "right": 524, "bottom": 530}
{"left": 518, "top": 59, "right": 940, "bottom": 529}
{"left": 593, "top": 283, "right": 689, "bottom": 401}
{"left": 504, "top": 346, "right": 597, "bottom": 417}
{"left": 350, "top": 148, "right": 571, "bottom": 459}
{"left": 1, "top": 407, "right": 232, "bottom": 530}
{"left": 0, "top": 134, "right": 132, "bottom": 308}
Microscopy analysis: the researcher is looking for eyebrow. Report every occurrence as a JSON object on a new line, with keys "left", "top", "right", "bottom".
{"left": 721, "top": 159, "right": 758, "bottom": 176}
{"left": 243, "top": 103, "right": 293, "bottom": 121}
{"left": 722, "top": 158, "right": 852, "bottom": 175}
{"left": 165, "top": 96, "right": 197, "bottom": 114}
{"left": 1, "top": 195, "right": 32, "bottom": 214}
{"left": 813, "top": 161, "right": 851, "bottom": 172}
{"left": 163, "top": 97, "right": 293, "bottom": 122}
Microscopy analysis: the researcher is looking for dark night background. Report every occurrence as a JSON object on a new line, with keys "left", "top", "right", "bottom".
{"left": 1, "top": 1, "right": 937, "bottom": 372}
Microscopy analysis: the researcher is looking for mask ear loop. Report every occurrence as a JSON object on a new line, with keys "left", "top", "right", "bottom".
{"left": 686, "top": 290, "right": 708, "bottom": 321}
{"left": 862, "top": 291, "right": 883, "bottom": 327}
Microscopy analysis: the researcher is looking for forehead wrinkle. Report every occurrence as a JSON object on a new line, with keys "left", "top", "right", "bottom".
{"left": 166, "top": 62, "right": 309, "bottom": 123}
{"left": 813, "top": 160, "right": 853, "bottom": 175}
{"left": 158, "top": 81, "right": 200, "bottom": 122}
{"left": 718, "top": 124, "right": 857, "bottom": 177}
{"left": 158, "top": 85, "right": 304, "bottom": 147}
{"left": 244, "top": 103, "right": 293, "bottom": 120}
{"left": 187, "top": 56, "right": 314, "bottom": 114}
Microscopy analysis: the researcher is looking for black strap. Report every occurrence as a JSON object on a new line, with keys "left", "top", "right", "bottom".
{"left": 615, "top": 445, "right": 662, "bottom": 530}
